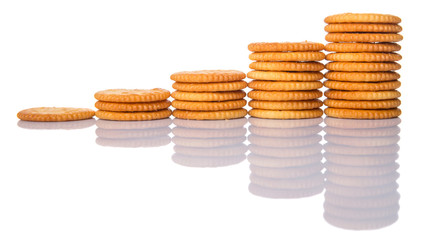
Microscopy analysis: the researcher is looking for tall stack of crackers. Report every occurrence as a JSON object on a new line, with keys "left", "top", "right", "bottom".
{"left": 94, "top": 89, "right": 172, "bottom": 121}
{"left": 323, "top": 117, "right": 400, "bottom": 230}
{"left": 170, "top": 70, "right": 248, "bottom": 120}
{"left": 247, "top": 42, "right": 325, "bottom": 119}
{"left": 323, "top": 13, "right": 403, "bottom": 119}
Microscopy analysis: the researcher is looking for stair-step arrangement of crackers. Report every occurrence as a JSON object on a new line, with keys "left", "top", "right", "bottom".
{"left": 17, "top": 12, "right": 403, "bottom": 122}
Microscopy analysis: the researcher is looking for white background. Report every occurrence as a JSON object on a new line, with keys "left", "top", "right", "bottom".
{"left": 1, "top": 0, "right": 420, "bottom": 239}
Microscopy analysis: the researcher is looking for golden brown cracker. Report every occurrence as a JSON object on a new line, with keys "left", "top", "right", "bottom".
{"left": 249, "top": 52, "right": 325, "bottom": 61}
{"left": 325, "top": 90, "right": 401, "bottom": 100}
{"left": 170, "top": 70, "right": 246, "bottom": 83}
{"left": 249, "top": 62, "right": 324, "bottom": 71}
{"left": 323, "top": 80, "right": 401, "bottom": 91}
{"left": 95, "top": 100, "right": 171, "bottom": 112}
{"left": 325, "top": 33, "right": 403, "bottom": 43}
{"left": 248, "top": 90, "right": 322, "bottom": 101}
{"left": 171, "top": 99, "right": 246, "bottom": 111}
{"left": 17, "top": 107, "right": 95, "bottom": 122}
{"left": 248, "top": 80, "right": 323, "bottom": 91}
{"left": 172, "top": 81, "right": 247, "bottom": 92}
{"left": 324, "top": 23, "right": 402, "bottom": 33}
{"left": 324, "top": 99, "right": 401, "bottom": 109}
{"left": 248, "top": 41, "right": 324, "bottom": 52}
{"left": 247, "top": 71, "right": 323, "bottom": 81}
{"left": 324, "top": 13, "right": 401, "bottom": 24}
{"left": 325, "top": 62, "right": 401, "bottom": 72}
{"left": 325, "top": 71, "right": 400, "bottom": 82}
{"left": 249, "top": 100, "right": 322, "bottom": 110}
{"left": 249, "top": 109, "right": 323, "bottom": 119}
{"left": 324, "top": 108, "right": 401, "bottom": 119}
{"left": 326, "top": 53, "right": 402, "bottom": 62}
{"left": 324, "top": 43, "right": 401, "bottom": 53}
{"left": 95, "top": 109, "right": 171, "bottom": 121}
{"left": 94, "top": 88, "right": 170, "bottom": 103}
{"left": 173, "top": 109, "right": 247, "bottom": 120}
{"left": 171, "top": 90, "right": 246, "bottom": 101}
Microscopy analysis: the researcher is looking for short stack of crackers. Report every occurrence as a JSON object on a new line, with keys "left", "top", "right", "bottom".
{"left": 323, "top": 117, "right": 400, "bottom": 230}
{"left": 94, "top": 89, "right": 172, "bottom": 121}
{"left": 247, "top": 42, "right": 325, "bottom": 119}
{"left": 170, "top": 70, "right": 248, "bottom": 120}
{"left": 324, "top": 13, "right": 403, "bottom": 119}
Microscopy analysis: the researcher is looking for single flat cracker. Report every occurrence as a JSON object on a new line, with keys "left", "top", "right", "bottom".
{"left": 325, "top": 90, "right": 401, "bottom": 100}
{"left": 249, "top": 52, "right": 325, "bottom": 61}
{"left": 17, "top": 107, "right": 95, "bottom": 122}
{"left": 248, "top": 41, "right": 324, "bottom": 52}
{"left": 248, "top": 90, "right": 322, "bottom": 101}
{"left": 249, "top": 62, "right": 324, "bottom": 71}
{"left": 94, "top": 88, "right": 170, "bottom": 103}
{"left": 247, "top": 71, "right": 323, "bottom": 81}
{"left": 95, "top": 109, "right": 171, "bottom": 121}
{"left": 172, "top": 81, "right": 247, "bottom": 92}
{"left": 173, "top": 109, "right": 247, "bottom": 120}
{"left": 324, "top": 80, "right": 401, "bottom": 91}
{"left": 248, "top": 80, "right": 323, "bottom": 91}
{"left": 325, "top": 23, "right": 402, "bottom": 33}
{"left": 95, "top": 100, "right": 170, "bottom": 112}
{"left": 325, "top": 62, "right": 401, "bottom": 72}
{"left": 324, "top": 108, "right": 401, "bottom": 119}
{"left": 171, "top": 90, "right": 246, "bottom": 101}
{"left": 326, "top": 53, "right": 402, "bottom": 62}
{"left": 170, "top": 70, "right": 246, "bottom": 83}
{"left": 171, "top": 99, "right": 246, "bottom": 111}
{"left": 325, "top": 71, "right": 400, "bottom": 82}
{"left": 325, "top": 33, "right": 403, "bottom": 43}
{"left": 325, "top": 43, "right": 401, "bottom": 53}
{"left": 249, "top": 109, "right": 323, "bottom": 119}
{"left": 324, "top": 99, "right": 401, "bottom": 109}
{"left": 324, "top": 13, "right": 401, "bottom": 24}
{"left": 249, "top": 100, "right": 322, "bottom": 110}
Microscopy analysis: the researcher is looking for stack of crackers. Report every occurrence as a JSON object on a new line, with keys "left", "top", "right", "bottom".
{"left": 247, "top": 118, "right": 324, "bottom": 198}
{"left": 172, "top": 118, "right": 247, "bottom": 167}
{"left": 247, "top": 42, "right": 325, "bottom": 119}
{"left": 94, "top": 89, "right": 172, "bottom": 121}
{"left": 324, "top": 13, "right": 403, "bottom": 119}
{"left": 170, "top": 70, "right": 248, "bottom": 120}
{"left": 323, "top": 117, "right": 400, "bottom": 230}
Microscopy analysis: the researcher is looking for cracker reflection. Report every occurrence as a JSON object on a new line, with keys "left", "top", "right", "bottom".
{"left": 172, "top": 118, "right": 247, "bottom": 167}
{"left": 323, "top": 117, "right": 401, "bottom": 230}
{"left": 95, "top": 118, "right": 172, "bottom": 148}
{"left": 17, "top": 119, "right": 96, "bottom": 130}
{"left": 247, "top": 117, "right": 324, "bottom": 199}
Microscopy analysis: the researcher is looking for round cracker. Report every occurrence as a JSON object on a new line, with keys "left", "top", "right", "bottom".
{"left": 172, "top": 81, "right": 247, "bottom": 92}
{"left": 324, "top": 80, "right": 401, "bottom": 91}
{"left": 247, "top": 71, "right": 323, "bottom": 81}
{"left": 171, "top": 90, "right": 246, "bottom": 102}
{"left": 17, "top": 107, "right": 95, "bottom": 122}
{"left": 326, "top": 53, "right": 402, "bottom": 62}
{"left": 325, "top": 42, "right": 401, "bottom": 53}
{"left": 325, "top": 90, "right": 401, "bottom": 100}
{"left": 95, "top": 109, "right": 171, "bottom": 121}
{"left": 170, "top": 70, "right": 245, "bottom": 83}
{"left": 324, "top": 99, "right": 401, "bottom": 109}
{"left": 249, "top": 52, "right": 325, "bottom": 62}
{"left": 249, "top": 100, "right": 322, "bottom": 110}
{"left": 324, "top": 13, "right": 401, "bottom": 24}
{"left": 248, "top": 80, "right": 323, "bottom": 91}
{"left": 249, "top": 62, "right": 324, "bottom": 71}
{"left": 173, "top": 109, "right": 247, "bottom": 120}
{"left": 325, "top": 23, "right": 402, "bottom": 33}
{"left": 248, "top": 41, "right": 324, "bottom": 52}
{"left": 94, "top": 88, "right": 170, "bottom": 103}
{"left": 325, "top": 62, "right": 401, "bottom": 72}
{"left": 324, "top": 108, "right": 401, "bottom": 119}
{"left": 172, "top": 99, "right": 246, "bottom": 111}
{"left": 325, "top": 33, "right": 403, "bottom": 43}
{"left": 325, "top": 71, "right": 400, "bottom": 82}
{"left": 95, "top": 100, "right": 170, "bottom": 112}
{"left": 248, "top": 90, "right": 322, "bottom": 101}
{"left": 249, "top": 109, "right": 323, "bottom": 119}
